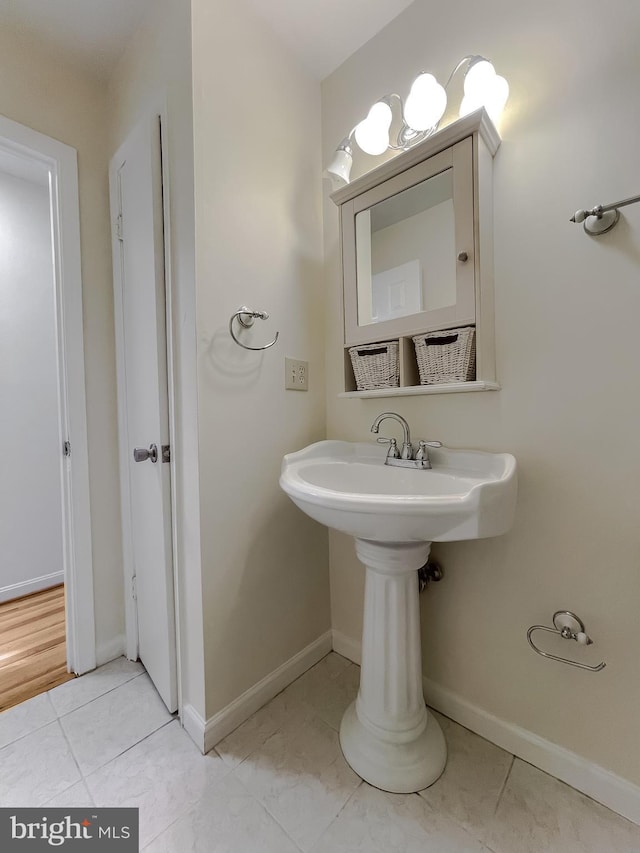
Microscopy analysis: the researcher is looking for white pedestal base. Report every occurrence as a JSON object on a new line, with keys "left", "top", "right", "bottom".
{"left": 340, "top": 700, "right": 446, "bottom": 793}
{"left": 339, "top": 539, "right": 447, "bottom": 794}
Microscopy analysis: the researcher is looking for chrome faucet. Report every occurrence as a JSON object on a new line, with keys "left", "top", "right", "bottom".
{"left": 370, "top": 412, "right": 442, "bottom": 470}
{"left": 370, "top": 412, "right": 413, "bottom": 459}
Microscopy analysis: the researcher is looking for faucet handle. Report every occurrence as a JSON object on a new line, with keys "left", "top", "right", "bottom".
{"left": 415, "top": 440, "right": 442, "bottom": 462}
{"left": 377, "top": 437, "right": 401, "bottom": 458}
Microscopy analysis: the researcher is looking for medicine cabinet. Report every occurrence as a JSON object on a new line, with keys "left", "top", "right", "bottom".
{"left": 331, "top": 108, "right": 501, "bottom": 398}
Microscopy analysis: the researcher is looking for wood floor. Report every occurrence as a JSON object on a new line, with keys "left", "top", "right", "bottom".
{"left": 0, "top": 585, "right": 74, "bottom": 712}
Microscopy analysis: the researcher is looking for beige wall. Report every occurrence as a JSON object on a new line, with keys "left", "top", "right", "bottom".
{"left": 108, "top": 0, "right": 205, "bottom": 716}
{"left": 0, "top": 25, "right": 124, "bottom": 657}
{"left": 322, "top": 0, "right": 640, "bottom": 785}
{"left": 192, "top": 0, "right": 330, "bottom": 719}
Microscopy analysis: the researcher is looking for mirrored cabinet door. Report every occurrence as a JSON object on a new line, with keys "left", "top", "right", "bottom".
{"left": 342, "top": 138, "right": 474, "bottom": 346}
{"left": 356, "top": 168, "right": 455, "bottom": 325}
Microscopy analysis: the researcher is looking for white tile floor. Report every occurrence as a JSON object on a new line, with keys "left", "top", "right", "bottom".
{"left": 1, "top": 653, "right": 639, "bottom": 852}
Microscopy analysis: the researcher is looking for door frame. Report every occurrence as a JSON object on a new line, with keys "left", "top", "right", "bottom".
{"left": 0, "top": 114, "right": 96, "bottom": 675}
{"left": 109, "top": 104, "right": 181, "bottom": 705}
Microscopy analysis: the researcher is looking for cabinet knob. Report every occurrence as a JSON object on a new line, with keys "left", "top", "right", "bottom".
{"left": 457, "top": 251, "right": 469, "bottom": 262}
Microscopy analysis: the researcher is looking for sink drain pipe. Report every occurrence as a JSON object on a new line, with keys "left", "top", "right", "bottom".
{"left": 418, "top": 560, "right": 443, "bottom": 592}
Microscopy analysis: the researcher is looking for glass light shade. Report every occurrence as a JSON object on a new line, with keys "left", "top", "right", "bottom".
{"left": 326, "top": 145, "right": 353, "bottom": 187}
{"left": 354, "top": 102, "right": 392, "bottom": 156}
{"left": 403, "top": 73, "right": 447, "bottom": 132}
{"left": 460, "top": 59, "right": 509, "bottom": 121}
{"left": 463, "top": 59, "right": 497, "bottom": 98}
{"left": 483, "top": 75, "right": 509, "bottom": 120}
{"left": 459, "top": 93, "right": 478, "bottom": 117}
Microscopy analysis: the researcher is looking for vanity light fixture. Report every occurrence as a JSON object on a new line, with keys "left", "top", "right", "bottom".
{"left": 326, "top": 54, "right": 509, "bottom": 187}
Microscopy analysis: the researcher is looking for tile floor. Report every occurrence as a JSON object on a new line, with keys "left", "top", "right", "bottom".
{"left": 1, "top": 652, "right": 639, "bottom": 852}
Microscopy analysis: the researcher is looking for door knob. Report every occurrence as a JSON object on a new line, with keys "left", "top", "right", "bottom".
{"left": 133, "top": 444, "right": 158, "bottom": 463}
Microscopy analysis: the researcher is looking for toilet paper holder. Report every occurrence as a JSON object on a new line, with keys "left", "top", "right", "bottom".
{"left": 527, "top": 610, "right": 606, "bottom": 672}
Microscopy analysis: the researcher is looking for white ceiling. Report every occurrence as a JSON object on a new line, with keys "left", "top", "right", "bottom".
{"left": 0, "top": 0, "right": 414, "bottom": 82}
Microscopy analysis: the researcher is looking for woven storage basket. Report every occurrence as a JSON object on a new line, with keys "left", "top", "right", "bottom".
{"left": 349, "top": 341, "right": 400, "bottom": 390}
{"left": 413, "top": 326, "right": 476, "bottom": 384}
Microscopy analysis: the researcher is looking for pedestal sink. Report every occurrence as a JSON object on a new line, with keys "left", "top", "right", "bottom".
{"left": 280, "top": 440, "right": 517, "bottom": 794}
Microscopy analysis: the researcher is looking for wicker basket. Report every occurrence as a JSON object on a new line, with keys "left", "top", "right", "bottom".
{"left": 413, "top": 326, "right": 476, "bottom": 384}
{"left": 349, "top": 341, "right": 400, "bottom": 391}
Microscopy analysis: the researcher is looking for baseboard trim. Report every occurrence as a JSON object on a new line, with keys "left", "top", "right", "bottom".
{"left": 95, "top": 634, "right": 126, "bottom": 667}
{"left": 332, "top": 629, "right": 362, "bottom": 665}
{"left": 424, "top": 677, "right": 640, "bottom": 826}
{"left": 331, "top": 630, "right": 640, "bottom": 826}
{"left": 184, "top": 631, "right": 333, "bottom": 755}
{"left": 181, "top": 703, "right": 206, "bottom": 753}
{"left": 0, "top": 572, "right": 64, "bottom": 603}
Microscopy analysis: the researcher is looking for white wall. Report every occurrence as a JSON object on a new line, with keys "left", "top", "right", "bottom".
{"left": 191, "top": 0, "right": 330, "bottom": 719}
{"left": 109, "top": 0, "right": 331, "bottom": 726}
{"left": 322, "top": 0, "right": 640, "bottom": 787}
{"left": 108, "top": 0, "right": 205, "bottom": 717}
{"left": 0, "top": 25, "right": 123, "bottom": 654}
{"left": 0, "top": 170, "right": 64, "bottom": 601}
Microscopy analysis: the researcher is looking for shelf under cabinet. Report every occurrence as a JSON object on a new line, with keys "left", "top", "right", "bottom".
{"left": 344, "top": 330, "right": 498, "bottom": 397}
{"left": 339, "top": 380, "right": 500, "bottom": 399}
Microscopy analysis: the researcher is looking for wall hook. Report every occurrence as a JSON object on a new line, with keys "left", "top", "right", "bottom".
{"left": 527, "top": 610, "right": 606, "bottom": 672}
{"left": 229, "top": 306, "right": 279, "bottom": 351}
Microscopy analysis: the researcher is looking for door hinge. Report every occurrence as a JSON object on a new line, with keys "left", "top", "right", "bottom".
{"left": 63, "top": 440, "right": 71, "bottom": 457}
{"left": 116, "top": 213, "right": 124, "bottom": 242}
{"left": 131, "top": 575, "right": 137, "bottom": 601}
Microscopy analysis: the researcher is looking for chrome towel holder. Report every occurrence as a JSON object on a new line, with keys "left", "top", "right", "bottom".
{"left": 570, "top": 191, "right": 640, "bottom": 236}
{"left": 527, "top": 610, "right": 606, "bottom": 672}
{"left": 229, "top": 306, "right": 279, "bottom": 351}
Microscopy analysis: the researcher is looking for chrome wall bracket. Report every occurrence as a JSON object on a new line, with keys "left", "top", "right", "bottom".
{"left": 570, "top": 192, "right": 640, "bottom": 236}
{"left": 527, "top": 610, "right": 606, "bottom": 672}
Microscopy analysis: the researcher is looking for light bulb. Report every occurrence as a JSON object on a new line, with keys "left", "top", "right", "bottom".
{"left": 483, "top": 75, "right": 509, "bottom": 121}
{"left": 354, "top": 102, "right": 392, "bottom": 156}
{"left": 460, "top": 59, "right": 509, "bottom": 120}
{"left": 464, "top": 59, "right": 496, "bottom": 98}
{"left": 403, "top": 73, "right": 447, "bottom": 132}
{"left": 459, "top": 93, "right": 477, "bottom": 118}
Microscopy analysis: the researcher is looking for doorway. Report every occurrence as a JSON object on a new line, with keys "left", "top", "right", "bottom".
{"left": 0, "top": 114, "right": 96, "bottom": 707}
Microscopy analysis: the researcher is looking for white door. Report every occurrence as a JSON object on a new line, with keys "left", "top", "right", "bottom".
{"left": 110, "top": 116, "right": 177, "bottom": 712}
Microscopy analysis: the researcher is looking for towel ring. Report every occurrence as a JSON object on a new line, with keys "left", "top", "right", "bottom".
{"left": 229, "top": 306, "right": 279, "bottom": 351}
{"left": 527, "top": 610, "right": 606, "bottom": 672}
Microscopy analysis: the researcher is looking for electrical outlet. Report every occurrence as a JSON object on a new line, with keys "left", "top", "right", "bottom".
{"left": 285, "top": 357, "right": 308, "bottom": 391}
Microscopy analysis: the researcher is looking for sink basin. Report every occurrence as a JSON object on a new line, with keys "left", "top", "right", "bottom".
{"left": 280, "top": 440, "right": 517, "bottom": 543}
{"left": 280, "top": 438, "right": 517, "bottom": 795}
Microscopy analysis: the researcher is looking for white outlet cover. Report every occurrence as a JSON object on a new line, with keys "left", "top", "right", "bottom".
{"left": 285, "top": 357, "right": 308, "bottom": 391}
